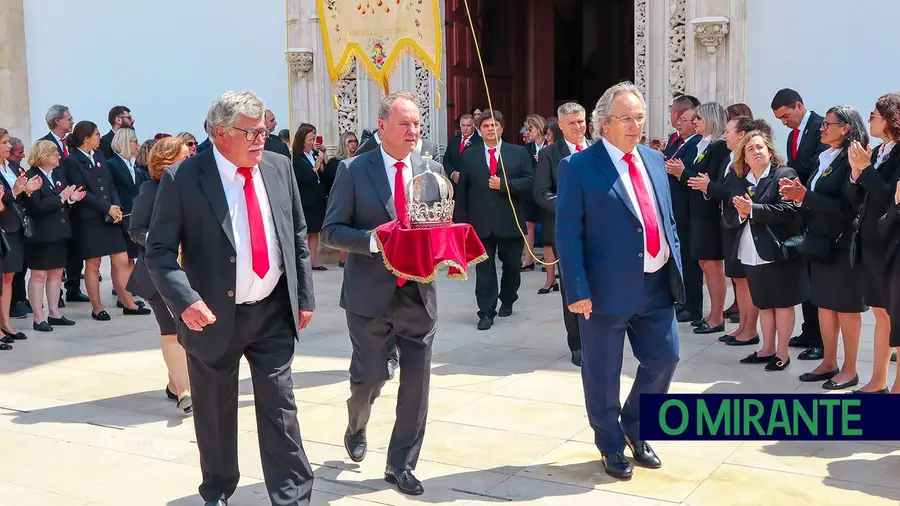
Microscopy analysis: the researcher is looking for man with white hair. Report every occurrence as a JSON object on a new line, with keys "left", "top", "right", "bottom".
{"left": 146, "top": 90, "right": 316, "bottom": 505}
{"left": 555, "top": 82, "right": 684, "bottom": 480}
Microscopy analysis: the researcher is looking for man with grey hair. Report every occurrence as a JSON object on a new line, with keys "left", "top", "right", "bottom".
{"left": 321, "top": 90, "right": 444, "bottom": 496}
{"left": 534, "top": 101, "right": 590, "bottom": 365}
{"left": 263, "top": 109, "right": 292, "bottom": 159}
{"left": 556, "top": 82, "right": 683, "bottom": 480}
{"left": 39, "top": 104, "right": 74, "bottom": 157}
{"left": 146, "top": 89, "right": 316, "bottom": 506}
{"left": 7, "top": 137, "right": 24, "bottom": 172}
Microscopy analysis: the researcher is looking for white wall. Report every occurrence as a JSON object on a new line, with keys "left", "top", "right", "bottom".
{"left": 24, "top": 0, "right": 287, "bottom": 142}
{"left": 745, "top": 0, "right": 900, "bottom": 149}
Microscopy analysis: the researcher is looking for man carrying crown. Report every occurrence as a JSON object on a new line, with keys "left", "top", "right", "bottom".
{"left": 321, "top": 91, "right": 445, "bottom": 496}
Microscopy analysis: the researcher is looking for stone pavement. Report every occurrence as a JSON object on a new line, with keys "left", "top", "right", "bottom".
{"left": 1, "top": 259, "right": 899, "bottom": 506}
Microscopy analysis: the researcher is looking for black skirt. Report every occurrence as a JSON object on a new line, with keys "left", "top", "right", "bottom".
{"left": 690, "top": 216, "right": 723, "bottom": 260}
{"left": 2, "top": 230, "right": 25, "bottom": 274}
{"left": 810, "top": 238, "right": 867, "bottom": 313}
{"left": 860, "top": 245, "right": 888, "bottom": 308}
{"left": 521, "top": 196, "right": 540, "bottom": 223}
{"left": 79, "top": 218, "right": 127, "bottom": 260}
{"left": 721, "top": 226, "right": 745, "bottom": 278}
{"left": 302, "top": 204, "right": 324, "bottom": 234}
{"left": 25, "top": 240, "right": 67, "bottom": 271}
{"left": 147, "top": 293, "right": 176, "bottom": 336}
{"left": 744, "top": 256, "right": 810, "bottom": 310}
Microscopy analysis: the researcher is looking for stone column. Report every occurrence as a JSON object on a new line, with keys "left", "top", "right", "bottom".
{"left": 0, "top": 0, "right": 32, "bottom": 145}
{"left": 691, "top": 17, "right": 729, "bottom": 103}
{"left": 685, "top": 0, "right": 747, "bottom": 106}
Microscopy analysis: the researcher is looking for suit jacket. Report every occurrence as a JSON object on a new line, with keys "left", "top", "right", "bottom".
{"left": 847, "top": 142, "right": 900, "bottom": 255}
{"left": 453, "top": 142, "right": 533, "bottom": 239}
{"left": 40, "top": 132, "right": 66, "bottom": 157}
{"left": 99, "top": 130, "right": 116, "bottom": 160}
{"left": 555, "top": 141, "right": 685, "bottom": 314}
{"left": 668, "top": 134, "right": 702, "bottom": 220}
{"left": 320, "top": 149, "right": 442, "bottom": 319}
{"left": 800, "top": 149, "right": 855, "bottom": 249}
{"left": 533, "top": 139, "right": 592, "bottom": 243}
{"left": 679, "top": 139, "right": 731, "bottom": 219}
{"left": 107, "top": 155, "right": 150, "bottom": 215}
{"left": 126, "top": 179, "right": 159, "bottom": 299}
{"left": 197, "top": 138, "right": 212, "bottom": 153}
{"left": 663, "top": 132, "right": 682, "bottom": 159}
{"left": 356, "top": 135, "right": 379, "bottom": 156}
{"left": 0, "top": 169, "right": 23, "bottom": 234}
{"left": 22, "top": 167, "right": 71, "bottom": 243}
{"left": 787, "top": 111, "right": 828, "bottom": 184}
{"left": 292, "top": 151, "right": 327, "bottom": 212}
{"left": 265, "top": 134, "right": 291, "bottom": 159}
{"left": 723, "top": 165, "right": 803, "bottom": 263}
{"left": 60, "top": 148, "right": 118, "bottom": 224}
{"left": 145, "top": 149, "right": 315, "bottom": 362}
{"left": 443, "top": 134, "right": 481, "bottom": 178}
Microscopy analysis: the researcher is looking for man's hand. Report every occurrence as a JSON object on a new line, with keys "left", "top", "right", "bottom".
{"left": 182, "top": 300, "right": 216, "bottom": 331}
{"left": 488, "top": 175, "right": 501, "bottom": 190}
{"left": 568, "top": 298, "right": 593, "bottom": 320}
{"left": 451, "top": 171, "right": 460, "bottom": 183}
{"left": 298, "top": 310, "right": 314, "bottom": 330}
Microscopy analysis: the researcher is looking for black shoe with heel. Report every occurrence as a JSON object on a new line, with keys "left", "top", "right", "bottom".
{"left": 537, "top": 283, "right": 559, "bottom": 294}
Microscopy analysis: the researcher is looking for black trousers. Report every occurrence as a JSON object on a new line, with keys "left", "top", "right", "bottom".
{"left": 187, "top": 281, "right": 314, "bottom": 505}
{"left": 346, "top": 282, "right": 435, "bottom": 470}
{"left": 64, "top": 237, "right": 83, "bottom": 294}
{"left": 12, "top": 266, "right": 26, "bottom": 305}
{"left": 674, "top": 208, "right": 703, "bottom": 315}
{"left": 475, "top": 235, "right": 524, "bottom": 318}
{"left": 550, "top": 244, "right": 581, "bottom": 352}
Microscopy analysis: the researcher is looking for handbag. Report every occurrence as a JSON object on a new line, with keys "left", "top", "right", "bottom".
{"left": 848, "top": 194, "right": 867, "bottom": 268}
{"left": 21, "top": 214, "right": 33, "bottom": 239}
{"left": 786, "top": 232, "right": 842, "bottom": 263}
{"left": 765, "top": 224, "right": 799, "bottom": 260}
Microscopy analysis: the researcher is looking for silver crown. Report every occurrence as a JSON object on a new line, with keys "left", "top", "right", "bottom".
{"left": 406, "top": 152, "right": 455, "bottom": 229}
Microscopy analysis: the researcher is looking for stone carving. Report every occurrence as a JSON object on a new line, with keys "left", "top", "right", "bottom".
{"left": 336, "top": 64, "right": 358, "bottom": 135}
{"left": 415, "top": 61, "right": 432, "bottom": 141}
{"left": 668, "top": 0, "right": 686, "bottom": 102}
{"left": 693, "top": 17, "right": 730, "bottom": 53}
{"left": 634, "top": 0, "right": 648, "bottom": 104}
{"left": 287, "top": 48, "right": 314, "bottom": 76}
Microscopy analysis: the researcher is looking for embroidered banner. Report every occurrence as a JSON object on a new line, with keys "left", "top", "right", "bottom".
{"left": 316, "top": 0, "right": 442, "bottom": 93}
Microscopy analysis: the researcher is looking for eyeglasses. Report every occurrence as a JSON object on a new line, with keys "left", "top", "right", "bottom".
{"left": 821, "top": 120, "right": 844, "bottom": 129}
{"left": 609, "top": 114, "right": 646, "bottom": 126}
{"left": 186, "top": 141, "right": 197, "bottom": 147}
{"left": 870, "top": 112, "right": 884, "bottom": 121}
{"left": 232, "top": 126, "right": 267, "bottom": 141}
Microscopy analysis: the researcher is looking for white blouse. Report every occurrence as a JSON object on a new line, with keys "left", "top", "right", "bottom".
{"left": 737, "top": 167, "right": 773, "bottom": 266}
{"left": 808, "top": 147, "right": 841, "bottom": 191}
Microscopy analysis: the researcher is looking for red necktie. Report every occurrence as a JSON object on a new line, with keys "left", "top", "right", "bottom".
{"left": 791, "top": 129, "right": 800, "bottom": 159}
{"left": 236, "top": 167, "right": 270, "bottom": 279}
{"left": 393, "top": 161, "right": 408, "bottom": 286}
{"left": 488, "top": 148, "right": 498, "bottom": 176}
{"left": 61, "top": 137, "right": 69, "bottom": 157}
{"left": 575, "top": 144, "right": 583, "bottom": 152}
{"left": 458, "top": 136, "right": 467, "bottom": 156}
{"left": 622, "top": 153, "right": 660, "bottom": 258}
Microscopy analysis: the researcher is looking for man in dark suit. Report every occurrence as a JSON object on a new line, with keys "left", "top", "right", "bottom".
{"left": 442, "top": 113, "right": 481, "bottom": 186}
{"left": 264, "top": 109, "right": 292, "bottom": 159}
{"left": 40, "top": 104, "right": 74, "bottom": 158}
{"left": 146, "top": 90, "right": 316, "bottom": 506}
{"left": 667, "top": 101, "right": 703, "bottom": 323}
{"left": 557, "top": 82, "right": 683, "bottom": 480}
{"left": 320, "top": 91, "right": 440, "bottom": 496}
{"left": 771, "top": 88, "right": 828, "bottom": 361}
{"left": 454, "top": 109, "right": 533, "bottom": 330}
{"left": 534, "top": 102, "right": 590, "bottom": 366}
{"left": 99, "top": 105, "right": 134, "bottom": 160}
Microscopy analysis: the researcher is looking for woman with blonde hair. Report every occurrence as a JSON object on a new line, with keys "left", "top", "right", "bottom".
{"left": 177, "top": 132, "right": 198, "bottom": 157}
{"left": 23, "top": 140, "right": 86, "bottom": 331}
{"left": 107, "top": 128, "right": 148, "bottom": 262}
{"left": 127, "top": 136, "right": 192, "bottom": 413}
{"left": 521, "top": 114, "right": 546, "bottom": 271}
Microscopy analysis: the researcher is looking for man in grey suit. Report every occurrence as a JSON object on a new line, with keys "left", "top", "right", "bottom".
{"left": 321, "top": 91, "right": 441, "bottom": 496}
{"left": 146, "top": 90, "right": 316, "bottom": 506}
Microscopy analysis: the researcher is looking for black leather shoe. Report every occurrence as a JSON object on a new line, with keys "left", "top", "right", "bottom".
{"left": 690, "top": 317, "right": 706, "bottom": 327}
{"left": 725, "top": 335, "right": 760, "bottom": 346}
{"left": 799, "top": 369, "right": 838, "bottom": 382}
{"left": 32, "top": 321, "right": 53, "bottom": 332}
{"left": 892, "top": 351, "right": 897, "bottom": 362}
{"left": 676, "top": 310, "right": 701, "bottom": 323}
{"left": 91, "top": 311, "right": 111, "bottom": 321}
{"left": 165, "top": 386, "right": 178, "bottom": 400}
{"left": 626, "top": 437, "right": 661, "bottom": 468}
{"left": 765, "top": 356, "right": 790, "bottom": 371}
{"left": 740, "top": 351, "right": 775, "bottom": 364}
{"left": 66, "top": 291, "right": 90, "bottom": 302}
{"left": 789, "top": 334, "right": 813, "bottom": 347}
{"left": 387, "top": 357, "right": 399, "bottom": 380}
{"left": 476, "top": 316, "right": 493, "bottom": 330}
{"left": 851, "top": 387, "right": 889, "bottom": 394}
{"left": 204, "top": 500, "right": 227, "bottom": 506}
{"left": 571, "top": 350, "right": 582, "bottom": 367}
{"left": 798, "top": 346, "right": 824, "bottom": 361}
{"left": 693, "top": 322, "right": 725, "bottom": 334}
{"left": 116, "top": 299, "right": 145, "bottom": 309}
{"left": 601, "top": 452, "right": 633, "bottom": 479}
{"left": 384, "top": 468, "right": 424, "bottom": 495}
{"left": 498, "top": 304, "right": 513, "bottom": 317}
{"left": 123, "top": 306, "right": 152, "bottom": 315}
{"left": 344, "top": 426, "right": 367, "bottom": 462}
{"left": 48, "top": 316, "right": 75, "bottom": 326}
{"left": 823, "top": 374, "right": 859, "bottom": 390}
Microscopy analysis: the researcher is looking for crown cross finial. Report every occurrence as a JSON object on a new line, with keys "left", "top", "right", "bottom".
{"left": 406, "top": 153, "right": 455, "bottom": 228}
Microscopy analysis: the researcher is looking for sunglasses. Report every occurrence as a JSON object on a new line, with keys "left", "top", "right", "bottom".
{"left": 186, "top": 141, "right": 197, "bottom": 147}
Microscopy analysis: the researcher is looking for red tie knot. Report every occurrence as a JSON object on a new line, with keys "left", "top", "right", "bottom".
{"left": 394, "top": 161, "right": 404, "bottom": 171}
{"left": 237, "top": 167, "right": 254, "bottom": 179}
{"left": 622, "top": 153, "right": 634, "bottom": 164}
{"left": 575, "top": 144, "right": 583, "bottom": 152}
{"left": 488, "top": 148, "right": 496, "bottom": 155}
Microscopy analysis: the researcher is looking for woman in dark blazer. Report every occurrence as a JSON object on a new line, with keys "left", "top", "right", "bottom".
{"left": 291, "top": 123, "right": 327, "bottom": 270}
{"left": 878, "top": 184, "right": 900, "bottom": 393}
{"left": 780, "top": 106, "right": 868, "bottom": 390}
{"left": 127, "top": 136, "right": 192, "bottom": 413}
{"left": 846, "top": 93, "right": 900, "bottom": 393}
{"left": 520, "top": 114, "right": 547, "bottom": 270}
{"left": 0, "top": 128, "right": 43, "bottom": 345}
{"left": 687, "top": 116, "right": 772, "bottom": 346}
{"left": 61, "top": 121, "right": 150, "bottom": 321}
{"left": 726, "top": 131, "right": 809, "bottom": 371}
{"left": 668, "top": 102, "right": 731, "bottom": 335}
{"left": 23, "top": 140, "right": 86, "bottom": 331}
{"left": 107, "top": 127, "right": 149, "bottom": 259}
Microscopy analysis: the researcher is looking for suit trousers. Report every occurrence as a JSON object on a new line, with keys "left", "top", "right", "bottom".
{"left": 475, "top": 235, "right": 524, "bottom": 318}
{"left": 346, "top": 282, "right": 435, "bottom": 471}
{"left": 550, "top": 244, "right": 581, "bottom": 352}
{"left": 12, "top": 266, "right": 26, "bottom": 305}
{"left": 186, "top": 280, "right": 314, "bottom": 505}
{"left": 579, "top": 267, "right": 680, "bottom": 455}
{"left": 671, "top": 187, "right": 702, "bottom": 315}
{"left": 64, "top": 236, "right": 83, "bottom": 294}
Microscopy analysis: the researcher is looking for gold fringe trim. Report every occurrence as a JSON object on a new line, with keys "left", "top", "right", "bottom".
{"left": 372, "top": 231, "right": 488, "bottom": 283}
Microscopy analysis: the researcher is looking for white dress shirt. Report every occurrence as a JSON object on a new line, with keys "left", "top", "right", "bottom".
{"left": 601, "top": 138, "right": 670, "bottom": 272}
{"left": 565, "top": 139, "right": 588, "bottom": 154}
{"left": 791, "top": 110, "right": 811, "bottom": 154}
{"left": 809, "top": 147, "right": 841, "bottom": 191}
{"left": 737, "top": 167, "right": 772, "bottom": 266}
{"left": 368, "top": 147, "right": 414, "bottom": 253}
{"left": 693, "top": 136, "right": 712, "bottom": 163}
{"left": 876, "top": 140, "right": 895, "bottom": 169}
{"left": 212, "top": 146, "right": 284, "bottom": 304}
{"left": 118, "top": 154, "right": 137, "bottom": 183}
{"left": 484, "top": 140, "right": 503, "bottom": 167}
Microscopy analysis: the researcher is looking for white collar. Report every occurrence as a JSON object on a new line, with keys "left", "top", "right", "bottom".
{"left": 380, "top": 146, "right": 412, "bottom": 172}
{"left": 565, "top": 138, "right": 587, "bottom": 154}
{"left": 601, "top": 137, "right": 638, "bottom": 162}
{"left": 77, "top": 148, "right": 94, "bottom": 160}
{"left": 484, "top": 140, "right": 503, "bottom": 152}
{"left": 747, "top": 166, "right": 771, "bottom": 185}
{"left": 213, "top": 145, "right": 255, "bottom": 181}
